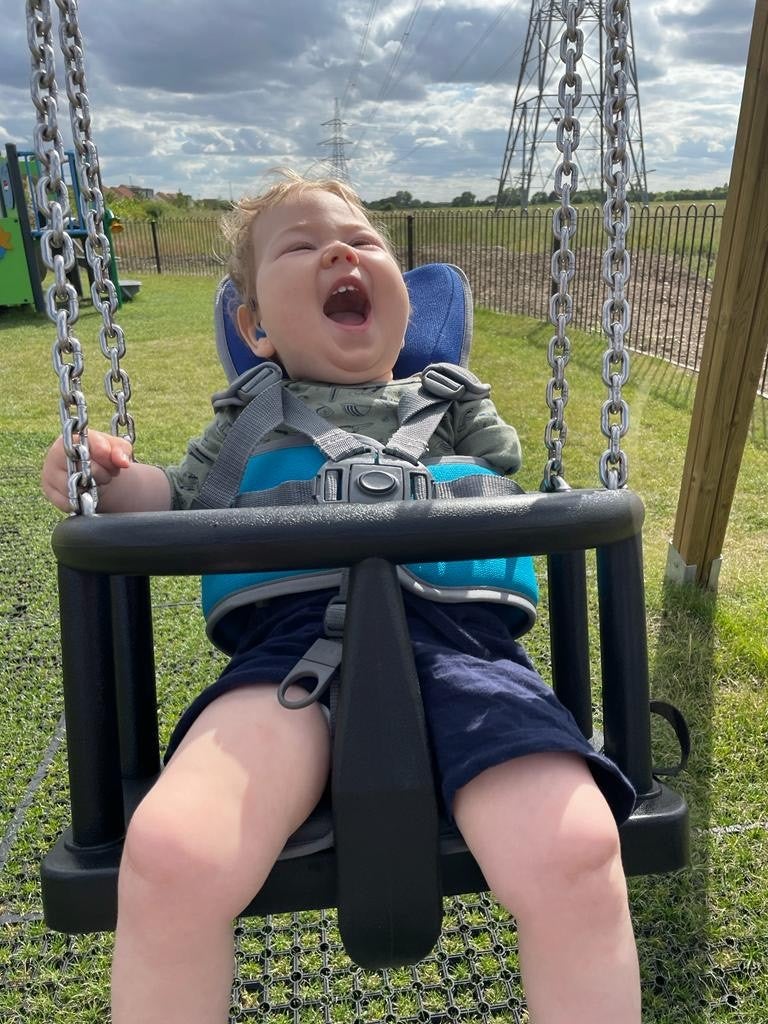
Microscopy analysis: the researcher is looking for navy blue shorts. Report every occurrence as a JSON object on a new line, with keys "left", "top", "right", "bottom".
{"left": 166, "top": 590, "right": 635, "bottom": 824}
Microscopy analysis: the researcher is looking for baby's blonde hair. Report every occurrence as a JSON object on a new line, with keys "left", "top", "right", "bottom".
{"left": 222, "top": 169, "right": 389, "bottom": 319}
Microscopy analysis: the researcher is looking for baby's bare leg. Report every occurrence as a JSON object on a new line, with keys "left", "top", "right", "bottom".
{"left": 111, "top": 684, "right": 330, "bottom": 1024}
{"left": 453, "top": 752, "right": 640, "bottom": 1024}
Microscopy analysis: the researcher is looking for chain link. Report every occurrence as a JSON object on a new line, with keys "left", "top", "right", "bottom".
{"left": 27, "top": 0, "right": 96, "bottom": 514}
{"left": 542, "top": 0, "right": 585, "bottom": 491}
{"left": 55, "top": 0, "right": 135, "bottom": 442}
{"left": 600, "top": 0, "right": 632, "bottom": 489}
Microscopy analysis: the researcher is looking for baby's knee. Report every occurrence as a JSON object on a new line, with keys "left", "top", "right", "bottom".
{"left": 120, "top": 790, "right": 223, "bottom": 899}
{"left": 494, "top": 813, "right": 624, "bottom": 918}
{"left": 548, "top": 812, "right": 622, "bottom": 888}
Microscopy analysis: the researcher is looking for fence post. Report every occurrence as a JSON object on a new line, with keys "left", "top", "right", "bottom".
{"left": 406, "top": 215, "right": 415, "bottom": 271}
{"left": 149, "top": 220, "right": 162, "bottom": 274}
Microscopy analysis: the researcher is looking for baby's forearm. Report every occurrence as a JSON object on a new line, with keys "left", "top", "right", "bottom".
{"left": 94, "top": 461, "right": 172, "bottom": 513}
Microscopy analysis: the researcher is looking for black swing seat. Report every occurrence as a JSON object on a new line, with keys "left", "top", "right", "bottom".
{"left": 42, "top": 486, "right": 689, "bottom": 969}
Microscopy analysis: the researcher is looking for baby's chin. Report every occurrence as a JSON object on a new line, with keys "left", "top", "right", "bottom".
{"left": 324, "top": 369, "right": 394, "bottom": 385}
{"left": 302, "top": 352, "right": 396, "bottom": 385}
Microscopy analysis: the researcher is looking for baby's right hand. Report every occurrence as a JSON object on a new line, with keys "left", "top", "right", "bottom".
{"left": 41, "top": 429, "right": 133, "bottom": 512}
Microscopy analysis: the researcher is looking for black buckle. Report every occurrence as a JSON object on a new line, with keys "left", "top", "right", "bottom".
{"left": 314, "top": 455, "right": 435, "bottom": 503}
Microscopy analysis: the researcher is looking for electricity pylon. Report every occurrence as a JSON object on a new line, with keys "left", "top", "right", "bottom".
{"left": 496, "top": 0, "right": 648, "bottom": 208}
{"left": 319, "top": 99, "right": 352, "bottom": 183}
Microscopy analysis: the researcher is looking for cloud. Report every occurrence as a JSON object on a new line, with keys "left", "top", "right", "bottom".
{"left": 1, "top": 1, "right": 753, "bottom": 202}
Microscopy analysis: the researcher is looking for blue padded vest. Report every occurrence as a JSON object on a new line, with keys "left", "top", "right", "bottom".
{"left": 202, "top": 441, "right": 539, "bottom": 654}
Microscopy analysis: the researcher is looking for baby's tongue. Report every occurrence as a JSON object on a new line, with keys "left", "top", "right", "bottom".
{"left": 329, "top": 311, "right": 365, "bottom": 325}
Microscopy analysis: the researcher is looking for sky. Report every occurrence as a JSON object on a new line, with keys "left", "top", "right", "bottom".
{"left": 1, "top": 1, "right": 756, "bottom": 204}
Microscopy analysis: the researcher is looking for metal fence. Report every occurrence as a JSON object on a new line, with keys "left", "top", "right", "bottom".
{"left": 113, "top": 205, "right": 768, "bottom": 396}
{"left": 115, "top": 217, "right": 228, "bottom": 277}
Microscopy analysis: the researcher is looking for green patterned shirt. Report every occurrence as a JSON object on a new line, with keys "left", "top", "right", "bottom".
{"left": 164, "top": 375, "right": 521, "bottom": 510}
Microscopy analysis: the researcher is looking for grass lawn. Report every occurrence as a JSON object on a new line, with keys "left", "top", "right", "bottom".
{"left": 0, "top": 275, "right": 766, "bottom": 1022}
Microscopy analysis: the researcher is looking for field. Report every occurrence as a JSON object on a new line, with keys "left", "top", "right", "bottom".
{"left": 1, "top": 275, "right": 767, "bottom": 1022}
{"left": 112, "top": 200, "right": 726, "bottom": 273}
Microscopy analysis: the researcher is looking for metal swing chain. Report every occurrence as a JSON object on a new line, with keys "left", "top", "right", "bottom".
{"left": 543, "top": 0, "right": 585, "bottom": 492}
{"left": 56, "top": 0, "right": 135, "bottom": 446}
{"left": 600, "top": 0, "right": 632, "bottom": 489}
{"left": 26, "top": 0, "right": 97, "bottom": 514}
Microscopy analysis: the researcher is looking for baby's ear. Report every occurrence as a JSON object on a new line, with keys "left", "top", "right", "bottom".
{"left": 236, "top": 304, "right": 275, "bottom": 358}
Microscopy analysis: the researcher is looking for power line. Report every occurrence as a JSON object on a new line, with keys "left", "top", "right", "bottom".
{"left": 444, "top": 2, "right": 515, "bottom": 83}
{"left": 340, "top": 0, "right": 380, "bottom": 114}
{"left": 349, "top": 2, "right": 517, "bottom": 162}
{"left": 394, "top": 45, "right": 523, "bottom": 167}
{"left": 348, "top": 0, "right": 425, "bottom": 157}
{"left": 392, "top": 3, "right": 447, "bottom": 91}
{"left": 373, "top": 0, "right": 425, "bottom": 106}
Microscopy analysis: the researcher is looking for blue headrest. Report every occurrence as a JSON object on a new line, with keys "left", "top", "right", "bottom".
{"left": 214, "top": 262, "right": 473, "bottom": 382}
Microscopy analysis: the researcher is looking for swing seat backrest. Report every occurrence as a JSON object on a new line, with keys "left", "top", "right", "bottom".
{"left": 214, "top": 262, "right": 474, "bottom": 382}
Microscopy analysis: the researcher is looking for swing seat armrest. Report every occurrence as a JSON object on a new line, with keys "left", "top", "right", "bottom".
{"left": 51, "top": 487, "right": 645, "bottom": 574}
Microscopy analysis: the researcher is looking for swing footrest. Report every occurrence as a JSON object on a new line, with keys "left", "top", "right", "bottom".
{"left": 41, "top": 829, "right": 124, "bottom": 934}
{"left": 619, "top": 781, "right": 689, "bottom": 876}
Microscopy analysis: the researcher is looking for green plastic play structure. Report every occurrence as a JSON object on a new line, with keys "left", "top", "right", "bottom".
{"left": 0, "top": 144, "right": 45, "bottom": 310}
{"left": 0, "top": 142, "right": 139, "bottom": 311}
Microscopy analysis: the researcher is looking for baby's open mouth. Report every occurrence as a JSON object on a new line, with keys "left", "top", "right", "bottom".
{"left": 323, "top": 279, "right": 371, "bottom": 326}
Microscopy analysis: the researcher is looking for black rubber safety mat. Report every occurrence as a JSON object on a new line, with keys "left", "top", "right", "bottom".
{"left": 231, "top": 895, "right": 525, "bottom": 1024}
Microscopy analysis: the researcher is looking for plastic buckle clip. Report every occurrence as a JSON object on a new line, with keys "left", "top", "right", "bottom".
{"left": 278, "top": 638, "right": 343, "bottom": 709}
{"left": 315, "top": 458, "right": 435, "bottom": 503}
{"left": 421, "top": 366, "right": 465, "bottom": 399}
{"left": 421, "top": 363, "right": 491, "bottom": 401}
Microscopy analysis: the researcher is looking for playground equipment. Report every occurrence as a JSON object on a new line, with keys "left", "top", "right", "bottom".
{"left": 0, "top": 142, "right": 139, "bottom": 311}
{"left": 29, "top": 0, "right": 691, "bottom": 971}
{"left": 0, "top": 143, "right": 45, "bottom": 310}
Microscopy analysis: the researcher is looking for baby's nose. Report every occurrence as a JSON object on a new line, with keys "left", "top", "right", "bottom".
{"left": 321, "top": 242, "right": 359, "bottom": 268}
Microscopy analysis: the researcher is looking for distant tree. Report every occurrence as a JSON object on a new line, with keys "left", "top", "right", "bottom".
{"left": 198, "top": 197, "right": 231, "bottom": 210}
{"left": 650, "top": 186, "right": 726, "bottom": 203}
{"left": 169, "top": 190, "right": 192, "bottom": 209}
{"left": 451, "top": 191, "right": 476, "bottom": 207}
{"left": 496, "top": 187, "right": 522, "bottom": 207}
{"left": 366, "top": 190, "right": 419, "bottom": 210}
{"left": 576, "top": 188, "right": 604, "bottom": 205}
{"left": 145, "top": 200, "right": 167, "bottom": 221}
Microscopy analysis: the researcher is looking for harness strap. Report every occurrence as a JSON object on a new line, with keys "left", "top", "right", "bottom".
{"left": 234, "top": 470, "right": 523, "bottom": 508}
{"left": 235, "top": 480, "right": 316, "bottom": 508}
{"left": 195, "top": 363, "right": 285, "bottom": 509}
{"left": 384, "top": 363, "right": 492, "bottom": 464}
{"left": 277, "top": 637, "right": 343, "bottom": 709}
{"left": 434, "top": 475, "right": 523, "bottom": 499}
{"left": 282, "top": 388, "right": 372, "bottom": 462}
{"left": 383, "top": 400, "right": 451, "bottom": 464}
{"left": 195, "top": 362, "right": 371, "bottom": 510}
{"left": 201, "top": 360, "right": 512, "bottom": 711}
{"left": 211, "top": 362, "right": 283, "bottom": 411}
{"left": 277, "top": 573, "right": 349, "bottom": 711}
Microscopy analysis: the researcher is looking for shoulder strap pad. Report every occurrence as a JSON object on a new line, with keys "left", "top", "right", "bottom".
{"left": 211, "top": 361, "right": 284, "bottom": 411}
{"left": 420, "top": 363, "right": 491, "bottom": 402}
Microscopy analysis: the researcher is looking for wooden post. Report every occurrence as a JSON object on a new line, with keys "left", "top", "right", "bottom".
{"left": 668, "top": 0, "right": 768, "bottom": 589}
